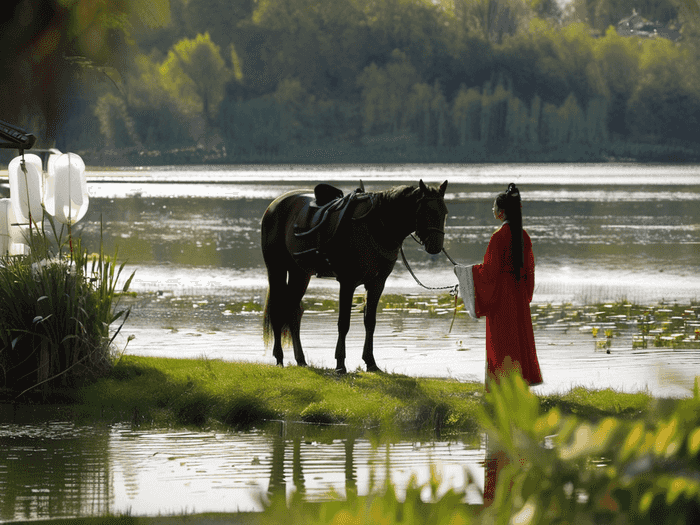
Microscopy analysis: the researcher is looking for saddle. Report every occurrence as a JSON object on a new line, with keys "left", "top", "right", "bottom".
{"left": 292, "top": 183, "right": 375, "bottom": 277}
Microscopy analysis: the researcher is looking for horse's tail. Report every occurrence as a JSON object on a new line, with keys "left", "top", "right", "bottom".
{"left": 262, "top": 282, "right": 295, "bottom": 348}
{"left": 262, "top": 287, "right": 273, "bottom": 348}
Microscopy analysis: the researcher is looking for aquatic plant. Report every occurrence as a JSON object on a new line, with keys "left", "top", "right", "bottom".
{"left": 0, "top": 219, "right": 134, "bottom": 397}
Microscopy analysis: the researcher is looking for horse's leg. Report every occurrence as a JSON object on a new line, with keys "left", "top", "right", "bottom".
{"left": 361, "top": 278, "right": 385, "bottom": 372}
{"left": 334, "top": 282, "right": 356, "bottom": 374}
{"left": 266, "top": 267, "right": 288, "bottom": 366}
{"left": 287, "top": 268, "right": 312, "bottom": 366}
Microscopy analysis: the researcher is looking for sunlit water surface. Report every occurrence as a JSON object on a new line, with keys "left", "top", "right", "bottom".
{"left": 78, "top": 163, "right": 700, "bottom": 303}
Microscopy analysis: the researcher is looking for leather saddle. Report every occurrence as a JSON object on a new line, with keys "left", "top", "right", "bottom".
{"left": 291, "top": 183, "right": 375, "bottom": 277}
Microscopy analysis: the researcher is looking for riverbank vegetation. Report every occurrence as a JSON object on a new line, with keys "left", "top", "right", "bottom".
{"left": 54, "top": 354, "right": 651, "bottom": 435}
{"left": 3, "top": 0, "right": 700, "bottom": 166}
{"left": 13, "top": 366, "right": 699, "bottom": 525}
{"left": 0, "top": 223, "right": 134, "bottom": 399}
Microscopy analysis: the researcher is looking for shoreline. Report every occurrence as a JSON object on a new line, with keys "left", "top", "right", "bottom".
{"left": 115, "top": 296, "right": 700, "bottom": 400}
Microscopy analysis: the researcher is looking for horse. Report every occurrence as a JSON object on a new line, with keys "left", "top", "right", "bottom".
{"left": 261, "top": 180, "right": 448, "bottom": 373}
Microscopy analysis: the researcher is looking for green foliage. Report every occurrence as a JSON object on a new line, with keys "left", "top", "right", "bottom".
{"left": 39, "top": 0, "right": 700, "bottom": 162}
{"left": 93, "top": 92, "right": 143, "bottom": 150}
{"left": 453, "top": 86, "right": 483, "bottom": 144}
{"left": 159, "top": 32, "right": 231, "bottom": 123}
{"left": 479, "top": 371, "right": 700, "bottom": 524}
{"left": 0, "top": 220, "right": 134, "bottom": 397}
{"left": 357, "top": 50, "right": 419, "bottom": 135}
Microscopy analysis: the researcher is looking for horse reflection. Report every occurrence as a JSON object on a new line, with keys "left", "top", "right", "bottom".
{"left": 267, "top": 433, "right": 357, "bottom": 502}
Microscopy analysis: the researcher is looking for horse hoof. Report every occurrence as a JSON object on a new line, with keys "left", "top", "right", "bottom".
{"left": 335, "top": 367, "right": 347, "bottom": 375}
{"left": 297, "top": 361, "right": 307, "bottom": 367}
{"left": 366, "top": 364, "right": 380, "bottom": 373}
{"left": 276, "top": 361, "right": 284, "bottom": 367}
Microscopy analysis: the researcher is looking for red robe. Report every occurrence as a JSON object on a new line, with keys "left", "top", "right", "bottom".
{"left": 472, "top": 223, "right": 542, "bottom": 387}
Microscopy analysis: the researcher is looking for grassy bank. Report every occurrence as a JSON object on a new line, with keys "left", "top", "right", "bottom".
{"left": 31, "top": 355, "right": 656, "bottom": 438}
{"left": 7, "top": 365, "right": 699, "bottom": 525}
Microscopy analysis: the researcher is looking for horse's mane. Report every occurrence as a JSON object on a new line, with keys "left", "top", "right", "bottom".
{"left": 376, "top": 183, "right": 444, "bottom": 204}
{"left": 376, "top": 184, "right": 420, "bottom": 203}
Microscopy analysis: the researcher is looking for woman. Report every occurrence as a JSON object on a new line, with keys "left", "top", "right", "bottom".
{"left": 455, "top": 183, "right": 542, "bottom": 388}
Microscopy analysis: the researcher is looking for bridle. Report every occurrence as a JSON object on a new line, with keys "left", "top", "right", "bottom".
{"left": 400, "top": 194, "right": 458, "bottom": 292}
{"left": 414, "top": 195, "right": 447, "bottom": 245}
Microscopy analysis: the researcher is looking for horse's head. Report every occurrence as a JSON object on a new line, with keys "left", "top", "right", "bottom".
{"left": 415, "top": 180, "right": 448, "bottom": 255}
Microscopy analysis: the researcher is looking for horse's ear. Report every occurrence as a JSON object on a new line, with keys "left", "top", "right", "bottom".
{"left": 419, "top": 179, "right": 427, "bottom": 194}
{"left": 439, "top": 180, "right": 447, "bottom": 197}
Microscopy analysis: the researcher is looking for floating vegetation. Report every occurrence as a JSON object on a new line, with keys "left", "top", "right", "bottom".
{"left": 529, "top": 301, "right": 700, "bottom": 350}
{"left": 125, "top": 292, "right": 700, "bottom": 351}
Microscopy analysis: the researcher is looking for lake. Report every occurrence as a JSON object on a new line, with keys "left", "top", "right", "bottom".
{"left": 77, "top": 163, "right": 700, "bottom": 304}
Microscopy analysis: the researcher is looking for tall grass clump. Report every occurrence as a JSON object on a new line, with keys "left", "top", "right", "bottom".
{"left": 0, "top": 217, "right": 134, "bottom": 397}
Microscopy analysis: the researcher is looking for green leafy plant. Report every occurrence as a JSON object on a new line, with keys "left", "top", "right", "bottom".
{"left": 0, "top": 215, "right": 134, "bottom": 397}
{"left": 478, "top": 370, "right": 700, "bottom": 524}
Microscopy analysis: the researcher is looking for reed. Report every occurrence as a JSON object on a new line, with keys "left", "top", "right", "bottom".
{"left": 0, "top": 217, "right": 134, "bottom": 397}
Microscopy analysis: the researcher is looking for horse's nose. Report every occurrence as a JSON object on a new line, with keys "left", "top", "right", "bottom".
{"left": 424, "top": 236, "right": 443, "bottom": 255}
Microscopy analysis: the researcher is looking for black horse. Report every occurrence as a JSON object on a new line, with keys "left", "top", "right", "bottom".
{"left": 261, "top": 180, "right": 448, "bottom": 373}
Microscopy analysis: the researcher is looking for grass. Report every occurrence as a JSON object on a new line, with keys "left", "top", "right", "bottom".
{"left": 540, "top": 386, "right": 651, "bottom": 421}
{"left": 70, "top": 355, "right": 483, "bottom": 437}
{"left": 55, "top": 355, "right": 664, "bottom": 439}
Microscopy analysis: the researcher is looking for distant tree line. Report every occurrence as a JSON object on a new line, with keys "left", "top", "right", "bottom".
{"left": 32, "top": 0, "right": 700, "bottom": 163}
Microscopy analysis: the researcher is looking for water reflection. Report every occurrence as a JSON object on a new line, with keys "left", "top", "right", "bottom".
{"left": 0, "top": 423, "right": 110, "bottom": 519}
{"left": 0, "top": 422, "right": 483, "bottom": 521}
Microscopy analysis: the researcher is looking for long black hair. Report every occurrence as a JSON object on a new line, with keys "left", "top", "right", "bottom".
{"left": 495, "top": 183, "right": 524, "bottom": 278}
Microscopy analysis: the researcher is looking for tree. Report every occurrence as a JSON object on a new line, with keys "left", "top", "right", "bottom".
{"left": 356, "top": 50, "right": 419, "bottom": 135}
{"left": 453, "top": 85, "right": 483, "bottom": 144}
{"left": 93, "top": 93, "right": 143, "bottom": 150}
{"left": 627, "top": 60, "right": 700, "bottom": 143}
{"left": 454, "top": 0, "right": 535, "bottom": 43}
{"left": 592, "top": 27, "right": 639, "bottom": 137}
{"left": 125, "top": 51, "right": 191, "bottom": 149}
{"left": 244, "top": 0, "right": 372, "bottom": 99}
{"left": 159, "top": 33, "right": 232, "bottom": 126}
{"left": 0, "top": 0, "right": 170, "bottom": 145}
{"left": 182, "top": 0, "right": 254, "bottom": 53}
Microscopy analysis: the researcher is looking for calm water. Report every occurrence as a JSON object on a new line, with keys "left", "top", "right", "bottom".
{"left": 76, "top": 163, "right": 700, "bottom": 303}
{"left": 1, "top": 163, "right": 699, "bottom": 520}
{"left": 0, "top": 421, "right": 483, "bottom": 521}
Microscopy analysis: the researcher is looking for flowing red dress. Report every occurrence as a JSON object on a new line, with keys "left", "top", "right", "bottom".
{"left": 472, "top": 223, "right": 542, "bottom": 387}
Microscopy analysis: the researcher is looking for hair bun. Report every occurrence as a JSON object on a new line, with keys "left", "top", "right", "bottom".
{"left": 506, "top": 183, "right": 519, "bottom": 198}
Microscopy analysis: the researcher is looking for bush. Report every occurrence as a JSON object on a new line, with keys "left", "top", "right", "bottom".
{"left": 0, "top": 220, "right": 134, "bottom": 397}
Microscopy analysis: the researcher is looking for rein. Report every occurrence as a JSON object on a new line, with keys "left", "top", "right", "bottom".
{"left": 400, "top": 234, "right": 459, "bottom": 293}
{"left": 400, "top": 236, "right": 464, "bottom": 334}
